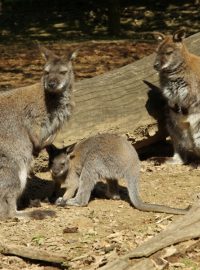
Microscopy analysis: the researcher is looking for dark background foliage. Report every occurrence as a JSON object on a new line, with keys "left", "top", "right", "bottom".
{"left": 0, "top": 0, "right": 200, "bottom": 42}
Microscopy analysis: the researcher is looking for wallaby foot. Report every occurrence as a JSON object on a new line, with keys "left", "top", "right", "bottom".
{"left": 15, "top": 209, "right": 56, "bottom": 220}
{"left": 108, "top": 193, "right": 121, "bottom": 200}
{"left": 66, "top": 197, "right": 87, "bottom": 207}
{"left": 149, "top": 154, "right": 184, "bottom": 165}
{"left": 164, "top": 152, "right": 184, "bottom": 164}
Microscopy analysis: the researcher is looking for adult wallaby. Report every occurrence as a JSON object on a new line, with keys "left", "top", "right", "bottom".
{"left": 0, "top": 46, "right": 76, "bottom": 219}
{"left": 46, "top": 134, "right": 189, "bottom": 214}
{"left": 154, "top": 29, "right": 200, "bottom": 164}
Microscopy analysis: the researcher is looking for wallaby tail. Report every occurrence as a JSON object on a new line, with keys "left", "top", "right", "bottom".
{"left": 15, "top": 209, "right": 56, "bottom": 220}
{"left": 126, "top": 174, "right": 190, "bottom": 215}
{"left": 129, "top": 193, "right": 190, "bottom": 215}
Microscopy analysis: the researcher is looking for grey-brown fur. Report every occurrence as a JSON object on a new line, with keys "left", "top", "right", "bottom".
{"left": 0, "top": 46, "right": 75, "bottom": 219}
{"left": 154, "top": 29, "right": 200, "bottom": 164}
{"left": 29, "top": 46, "right": 76, "bottom": 152}
{"left": 46, "top": 143, "right": 75, "bottom": 202}
{"left": 47, "top": 133, "right": 189, "bottom": 214}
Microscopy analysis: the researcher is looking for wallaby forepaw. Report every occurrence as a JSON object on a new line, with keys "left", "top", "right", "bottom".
{"left": 112, "top": 194, "right": 121, "bottom": 200}
{"left": 148, "top": 156, "right": 167, "bottom": 165}
{"left": 105, "top": 192, "right": 120, "bottom": 200}
{"left": 55, "top": 197, "right": 67, "bottom": 206}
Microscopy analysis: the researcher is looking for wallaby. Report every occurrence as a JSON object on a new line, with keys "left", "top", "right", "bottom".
{"left": 46, "top": 133, "right": 190, "bottom": 214}
{"left": 0, "top": 46, "right": 76, "bottom": 219}
{"left": 154, "top": 29, "right": 200, "bottom": 164}
{"left": 46, "top": 142, "right": 76, "bottom": 203}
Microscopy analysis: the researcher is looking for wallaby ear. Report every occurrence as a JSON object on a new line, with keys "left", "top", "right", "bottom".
{"left": 173, "top": 29, "right": 186, "bottom": 42}
{"left": 39, "top": 45, "right": 56, "bottom": 61}
{"left": 65, "top": 143, "right": 76, "bottom": 154}
{"left": 153, "top": 32, "right": 166, "bottom": 42}
{"left": 46, "top": 144, "right": 58, "bottom": 157}
{"left": 68, "top": 49, "right": 78, "bottom": 61}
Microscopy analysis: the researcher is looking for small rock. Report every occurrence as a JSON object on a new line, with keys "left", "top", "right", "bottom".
{"left": 63, "top": 227, "right": 78, "bottom": 233}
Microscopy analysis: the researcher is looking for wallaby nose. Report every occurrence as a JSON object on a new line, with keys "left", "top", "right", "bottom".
{"left": 52, "top": 168, "right": 60, "bottom": 176}
{"left": 48, "top": 80, "right": 57, "bottom": 89}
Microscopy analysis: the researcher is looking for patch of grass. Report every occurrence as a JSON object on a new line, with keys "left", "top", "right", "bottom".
{"left": 31, "top": 235, "right": 45, "bottom": 246}
{"left": 180, "top": 258, "right": 199, "bottom": 270}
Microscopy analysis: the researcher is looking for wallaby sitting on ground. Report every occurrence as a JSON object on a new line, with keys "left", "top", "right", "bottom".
{"left": 154, "top": 29, "right": 200, "bottom": 164}
{"left": 0, "top": 46, "right": 76, "bottom": 219}
{"left": 46, "top": 133, "right": 190, "bottom": 214}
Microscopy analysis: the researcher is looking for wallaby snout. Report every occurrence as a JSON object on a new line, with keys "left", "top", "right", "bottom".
{"left": 41, "top": 47, "right": 77, "bottom": 95}
{"left": 47, "top": 79, "right": 58, "bottom": 90}
{"left": 51, "top": 162, "right": 68, "bottom": 178}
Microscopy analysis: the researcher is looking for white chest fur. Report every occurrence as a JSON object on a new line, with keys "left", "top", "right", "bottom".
{"left": 18, "top": 163, "right": 27, "bottom": 191}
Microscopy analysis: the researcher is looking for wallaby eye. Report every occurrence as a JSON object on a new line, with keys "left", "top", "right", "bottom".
{"left": 166, "top": 50, "right": 173, "bottom": 55}
{"left": 44, "top": 70, "right": 49, "bottom": 75}
{"left": 60, "top": 161, "right": 66, "bottom": 166}
{"left": 60, "top": 71, "right": 67, "bottom": 75}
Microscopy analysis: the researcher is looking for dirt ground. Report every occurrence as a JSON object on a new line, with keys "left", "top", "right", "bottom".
{"left": 0, "top": 162, "right": 199, "bottom": 270}
{"left": 0, "top": 41, "right": 200, "bottom": 270}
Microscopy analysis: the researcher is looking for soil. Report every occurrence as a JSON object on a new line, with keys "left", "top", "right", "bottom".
{"left": 0, "top": 36, "right": 200, "bottom": 269}
{"left": 0, "top": 162, "right": 199, "bottom": 270}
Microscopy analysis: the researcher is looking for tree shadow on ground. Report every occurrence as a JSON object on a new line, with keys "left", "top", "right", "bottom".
{"left": 1, "top": 0, "right": 200, "bottom": 43}
{"left": 18, "top": 175, "right": 131, "bottom": 210}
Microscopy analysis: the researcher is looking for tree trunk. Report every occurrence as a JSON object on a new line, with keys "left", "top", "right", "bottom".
{"left": 108, "top": 0, "right": 121, "bottom": 36}
{"left": 55, "top": 32, "right": 200, "bottom": 149}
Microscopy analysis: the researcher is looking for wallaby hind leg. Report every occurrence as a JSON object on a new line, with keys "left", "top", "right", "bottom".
{"left": 6, "top": 194, "right": 19, "bottom": 218}
{"left": 0, "top": 198, "right": 20, "bottom": 220}
{"left": 6, "top": 195, "right": 27, "bottom": 219}
{"left": 0, "top": 165, "right": 55, "bottom": 220}
{"left": 0, "top": 199, "right": 10, "bottom": 219}
{"left": 105, "top": 179, "right": 120, "bottom": 200}
{"left": 5, "top": 190, "right": 55, "bottom": 220}
{"left": 0, "top": 167, "right": 21, "bottom": 219}
{"left": 66, "top": 167, "right": 96, "bottom": 206}
{"left": 0, "top": 188, "right": 32, "bottom": 220}
{"left": 56, "top": 172, "right": 79, "bottom": 206}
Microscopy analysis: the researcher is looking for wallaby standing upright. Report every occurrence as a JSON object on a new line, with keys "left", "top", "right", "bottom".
{"left": 154, "top": 29, "right": 200, "bottom": 164}
{"left": 47, "top": 133, "right": 190, "bottom": 214}
{"left": 0, "top": 46, "right": 76, "bottom": 219}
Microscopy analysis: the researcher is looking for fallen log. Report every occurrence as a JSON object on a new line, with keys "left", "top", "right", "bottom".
{"left": 98, "top": 258, "right": 155, "bottom": 270}
{"left": 123, "top": 204, "right": 200, "bottom": 259}
{"left": 0, "top": 242, "right": 68, "bottom": 265}
{"left": 100, "top": 203, "right": 200, "bottom": 269}
{"left": 55, "top": 32, "right": 200, "bottom": 149}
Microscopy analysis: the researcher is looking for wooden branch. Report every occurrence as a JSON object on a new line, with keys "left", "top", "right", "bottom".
{"left": 100, "top": 203, "right": 200, "bottom": 269}
{"left": 97, "top": 258, "right": 155, "bottom": 270}
{"left": 55, "top": 32, "right": 200, "bottom": 149}
{"left": 0, "top": 242, "right": 67, "bottom": 265}
{"left": 129, "top": 259, "right": 155, "bottom": 270}
{"left": 123, "top": 204, "right": 200, "bottom": 259}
